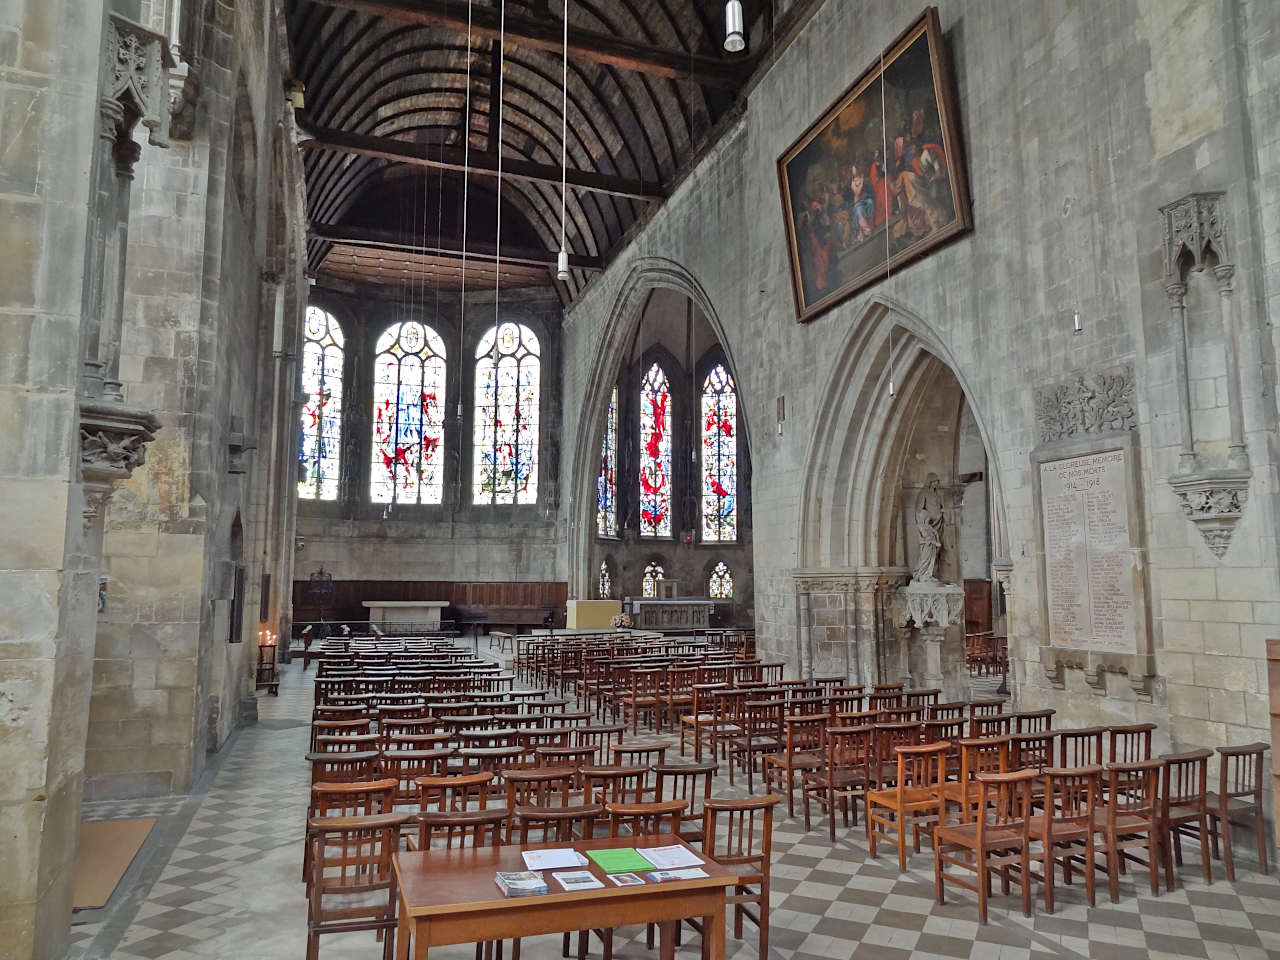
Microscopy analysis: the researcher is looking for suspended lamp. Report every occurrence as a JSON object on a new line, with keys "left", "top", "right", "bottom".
{"left": 557, "top": 1, "right": 571, "bottom": 280}
{"left": 724, "top": 0, "right": 745, "bottom": 53}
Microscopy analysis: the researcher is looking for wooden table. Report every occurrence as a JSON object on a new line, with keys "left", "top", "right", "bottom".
{"left": 394, "top": 835, "right": 738, "bottom": 960}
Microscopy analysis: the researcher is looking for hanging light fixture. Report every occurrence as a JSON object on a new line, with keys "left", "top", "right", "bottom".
{"left": 724, "top": 0, "right": 745, "bottom": 53}
{"left": 557, "top": 0, "right": 571, "bottom": 281}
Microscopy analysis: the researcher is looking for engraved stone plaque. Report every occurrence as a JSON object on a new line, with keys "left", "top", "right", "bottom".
{"left": 1038, "top": 449, "right": 1137, "bottom": 654}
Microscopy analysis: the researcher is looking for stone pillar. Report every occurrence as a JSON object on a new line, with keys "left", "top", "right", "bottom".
{"left": 796, "top": 589, "right": 813, "bottom": 680}
{"left": 1163, "top": 280, "right": 1199, "bottom": 474}
{"left": 1213, "top": 265, "right": 1249, "bottom": 472}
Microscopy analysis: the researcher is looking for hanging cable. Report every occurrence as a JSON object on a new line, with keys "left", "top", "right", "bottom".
{"left": 493, "top": 0, "right": 506, "bottom": 316}
{"left": 557, "top": 0, "right": 570, "bottom": 281}
{"left": 457, "top": 0, "right": 474, "bottom": 421}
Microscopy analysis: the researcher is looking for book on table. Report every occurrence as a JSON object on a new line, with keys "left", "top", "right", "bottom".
{"left": 646, "top": 868, "right": 710, "bottom": 883}
{"left": 494, "top": 871, "right": 549, "bottom": 897}
{"left": 584, "top": 848, "right": 656, "bottom": 874}
{"left": 552, "top": 870, "right": 605, "bottom": 891}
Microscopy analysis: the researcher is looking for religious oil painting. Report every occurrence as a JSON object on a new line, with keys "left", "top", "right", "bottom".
{"left": 778, "top": 7, "right": 971, "bottom": 322}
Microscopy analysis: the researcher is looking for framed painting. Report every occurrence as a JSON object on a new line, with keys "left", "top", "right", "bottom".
{"left": 777, "top": 7, "right": 971, "bottom": 322}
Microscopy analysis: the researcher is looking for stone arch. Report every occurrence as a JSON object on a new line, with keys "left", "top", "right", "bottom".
{"left": 796, "top": 294, "right": 1010, "bottom": 571}
{"left": 567, "top": 258, "right": 745, "bottom": 596}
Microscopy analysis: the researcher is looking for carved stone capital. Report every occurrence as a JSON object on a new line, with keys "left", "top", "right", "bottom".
{"left": 896, "top": 581, "right": 965, "bottom": 629}
{"left": 1034, "top": 364, "right": 1135, "bottom": 444}
{"left": 1160, "top": 192, "right": 1228, "bottom": 281}
{"left": 102, "top": 13, "right": 175, "bottom": 150}
{"left": 1213, "top": 263, "right": 1235, "bottom": 295}
{"left": 80, "top": 397, "right": 161, "bottom": 503}
{"left": 1168, "top": 468, "right": 1251, "bottom": 559}
{"left": 1164, "top": 280, "right": 1187, "bottom": 306}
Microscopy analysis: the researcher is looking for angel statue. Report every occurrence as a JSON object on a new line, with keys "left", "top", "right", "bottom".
{"left": 913, "top": 473, "right": 945, "bottom": 583}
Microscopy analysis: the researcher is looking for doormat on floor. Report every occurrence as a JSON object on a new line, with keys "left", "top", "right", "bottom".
{"left": 72, "top": 818, "right": 156, "bottom": 910}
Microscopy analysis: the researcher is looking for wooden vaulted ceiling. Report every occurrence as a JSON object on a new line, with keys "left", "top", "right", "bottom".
{"left": 287, "top": 0, "right": 779, "bottom": 301}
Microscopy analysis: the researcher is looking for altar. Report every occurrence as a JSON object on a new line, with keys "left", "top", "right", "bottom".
{"left": 362, "top": 600, "right": 448, "bottom": 634}
{"left": 627, "top": 598, "right": 711, "bottom": 630}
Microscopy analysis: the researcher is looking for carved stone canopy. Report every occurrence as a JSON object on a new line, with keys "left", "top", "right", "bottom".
{"left": 896, "top": 580, "right": 965, "bottom": 629}
{"left": 1034, "top": 364, "right": 1136, "bottom": 445}
{"left": 1168, "top": 468, "right": 1251, "bottom": 559}
{"left": 1161, "top": 192, "right": 1228, "bottom": 281}
{"left": 103, "top": 13, "right": 176, "bottom": 148}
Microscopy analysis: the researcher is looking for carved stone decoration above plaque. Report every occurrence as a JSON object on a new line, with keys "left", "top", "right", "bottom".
{"left": 1034, "top": 364, "right": 1135, "bottom": 444}
{"left": 102, "top": 13, "right": 176, "bottom": 148}
{"left": 1168, "top": 468, "right": 1251, "bottom": 559}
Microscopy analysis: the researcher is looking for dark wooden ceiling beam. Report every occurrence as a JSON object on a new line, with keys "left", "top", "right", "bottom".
{"left": 298, "top": 117, "right": 667, "bottom": 202}
{"left": 310, "top": 222, "right": 604, "bottom": 272}
{"left": 307, "top": 0, "right": 751, "bottom": 89}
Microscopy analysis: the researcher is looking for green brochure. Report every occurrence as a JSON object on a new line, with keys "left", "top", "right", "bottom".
{"left": 585, "top": 848, "right": 657, "bottom": 874}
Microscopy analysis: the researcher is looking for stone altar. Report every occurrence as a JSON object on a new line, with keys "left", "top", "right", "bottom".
{"left": 627, "top": 598, "right": 711, "bottom": 630}
{"left": 362, "top": 600, "right": 448, "bottom": 634}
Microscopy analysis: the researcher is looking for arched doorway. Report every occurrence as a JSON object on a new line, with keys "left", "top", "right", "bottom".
{"left": 794, "top": 297, "right": 1009, "bottom": 699}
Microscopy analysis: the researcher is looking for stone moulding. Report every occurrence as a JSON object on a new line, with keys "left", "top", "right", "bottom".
{"left": 1168, "top": 468, "right": 1251, "bottom": 559}
{"left": 1033, "top": 364, "right": 1136, "bottom": 444}
{"left": 1161, "top": 191, "right": 1228, "bottom": 276}
{"left": 104, "top": 12, "right": 176, "bottom": 148}
{"left": 80, "top": 398, "right": 161, "bottom": 522}
{"left": 895, "top": 581, "right": 964, "bottom": 629}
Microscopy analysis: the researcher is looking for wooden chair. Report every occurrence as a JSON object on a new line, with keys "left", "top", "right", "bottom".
{"left": 881, "top": 705, "right": 925, "bottom": 724}
{"left": 312, "top": 733, "right": 382, "bottom": 754}
{"left": 605, "top": 799, "right": 687, "bottom": 837}
{"left": 929, "top": 701, "right": 968, "bottom": 721}
{"left": 934, "top": 768, "right": 1037, "bottom": 923}
{"left": 905, "top": 688, "right": 941, "bottom": 709}
{"left": 308, "top": 751, "right": 378, "bottom": 784}
{"left": 620, "top": 667, "right": 664, "bottom": 734}
{"left": 968, "top": 699, "right": 1005, "bottom": 720}
{"left": 728, "top": 698, "right": 784, "bottom": 793}
{"left": 679, "top": 682, "right": 726, "bottom": 760}
{"left": 1058, "top": 727, "right": 1106, "bottom": 767}
{"left": 761, "top": 712, "right": 827, "bottom": 817}
{"left": 660, "top": 666, "right": 698, "bottom": 731}
{"left": 871, "top": 721, "right": 923, "bottom": 789}
{"left": 698, "top": 795, "right": 781, "bottom": 958}
{"left": 306, "top": 813, "right": 410, "bottom": 960}
{"left": 969, "top": 714, "right": 1013, "bottom": 738}
{"left": 1096, "top": 759, "right": 1164, "bottom": 902}
{"left": 867, "top": 741, "right": 950, "bottom": 871}
{"left": 535, "top": 744, "right": 597, "bottom": 769}
{"left": 311, "top": 718, "right": 372, "bottom": 751}
{"left": 512, "top": 802, "right": 602, "bottom": 843}
{"left": 827, "top": 686, "right": 865, "bottom": 715}
{"left": 503, "top": 767, "right": 579, "bottom": 825}
{"left": 380, "top": 748, "right": 453, "bottom": 811}
{"left": 653, "top": 762, "right": 716, "bottom": 844}
{"left": 1160, "top": 748, "right": 1213, "bottom": 887}
{"left": 610, "top": 742, "right": 668, "bottom": 768}
{"left": 574, "top": 722, "right": 626, "bottom": 765}
{"left": 1028, "top": 766, "right": 1101, "bottom": 913}
{"left": 802, "top": 724, "right": 873, "bottom": 841}
{"left": 1107, "top": 722, "right": 1155, "bottom": 763}
{"left": 581, "top": 764, "right": 649, "bottom": 804}
{"left": 1013, "top": 709, "right": 1055, "bottom": 733}
{"left": 1208, "top": 742, "right": 1271, "bottom": 880}
{"left": 941, "top": 736, "right": 1010, "bottom": 823}
{"left": 304, "top": 779, "right": 397, "bottom": 885}
{"left": 517, "top": 726, "right": 573, "bottom": 765}
{"left": 1010, "top": 731, "right": 1057, "bottom": 774}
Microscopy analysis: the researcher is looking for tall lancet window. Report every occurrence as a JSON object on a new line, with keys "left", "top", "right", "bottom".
{"left": 474, "top": 322, "right": 540, "bottom": 504}
{"left": 638, "top": 362, "right": 672, "bottom": 537}
{"left": 700, "top": 363, "right": 738, "bottom": 541}
{"left": 371, "top": 321, "right": 447, "bottom": 504}
{"left": 642, "top": 561, "right": 665, "bottom": 598}
{"left": 596, "top": 386, "right": 618, "bottom": 536}
{"left": 709, "top": 561, "right": 734, "bottom": 599}
{"left": 298, "top": 306, "right": 344, "bottom": 501}
{"left": 598, "top": 560, "right": 613, "bottom": 599}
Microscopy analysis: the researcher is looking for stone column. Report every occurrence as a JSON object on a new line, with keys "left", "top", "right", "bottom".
{"left": 1164, "top": 280, "right": 1199, "bottom": 473}
{"left": 796, "top": 589, "right": 813, "bottom": 680}
{"left": 852, "top": 574, "right": 880, "bottom": 688}
{"left": 1213, "top": 265, "right": 1250, "bottom": 472}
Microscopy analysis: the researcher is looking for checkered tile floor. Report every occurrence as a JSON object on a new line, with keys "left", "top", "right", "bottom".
{"left": 68, "top": 653, "right": 1280, "bottom": 960}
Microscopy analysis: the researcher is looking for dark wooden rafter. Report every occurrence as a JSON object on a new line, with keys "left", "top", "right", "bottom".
{"left": 298, "top": 114, "right": 668, "bottom": 202}
{"left": 310, "top": 222, "right": 604, "bottom": 272}
{"left": 307, "top": 0, "right": 753, "bottom": 88}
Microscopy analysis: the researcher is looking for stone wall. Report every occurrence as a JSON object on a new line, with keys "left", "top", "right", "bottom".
{"left": 293, "top": 285, "right": 565, "bottom": 588}
{"left": 558, "top": 0, "right": 1280, "bottom": 803}
{"left": 86, "top": 0, "right": 307, "bottom": 799}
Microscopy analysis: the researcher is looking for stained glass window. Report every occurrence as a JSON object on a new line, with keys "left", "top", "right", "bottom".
{"left": 474, "top": 322, "right": 540, "bottom": 504}
{"left": 598, "top": 560, "right": 612, "bottom": 599}
{"left": 298, "top": 306, "right": 344, "bottom": 501}
{"left": 642, "top": 561, "right": 665, "bottom": 598}
{"left": 709, "top": 561, "right": 733, "bottom": 599}
{"left": 596, "top": 386, "right": 618, "bottom": 536}
{"left": 371, "top": 321, "right": 447, "bottom": 504}
{"left": 639, "top": 362, "right": 672, "bottom": 537}
{"left": 701, "top": 364, "right": 737, "bottom": 541}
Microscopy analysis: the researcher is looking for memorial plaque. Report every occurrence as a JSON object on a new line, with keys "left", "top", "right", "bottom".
{"left": 1038, "top": 449, "right": 1137, "bottom": 653}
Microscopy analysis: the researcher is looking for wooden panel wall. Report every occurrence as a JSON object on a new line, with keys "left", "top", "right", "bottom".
{"left": 292, "top": 580, "right": 569, "bottom": 624}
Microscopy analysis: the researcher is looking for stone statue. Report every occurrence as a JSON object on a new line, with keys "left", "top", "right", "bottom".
{"left": 913, "top": 473, "right": 945, "bottom": 582}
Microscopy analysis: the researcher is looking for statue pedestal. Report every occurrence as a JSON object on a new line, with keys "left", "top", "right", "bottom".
{"left": 897, "top": 580, "right": 967, "bottom": 700}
